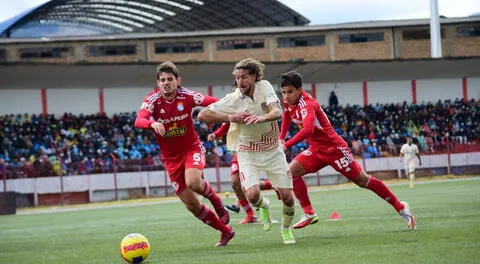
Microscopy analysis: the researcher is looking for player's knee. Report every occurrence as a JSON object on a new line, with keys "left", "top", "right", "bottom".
{"left": 352, "top": 174, "right": 369, "bottom": 188}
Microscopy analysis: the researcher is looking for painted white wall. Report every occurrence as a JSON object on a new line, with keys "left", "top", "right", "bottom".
{"left": 316, "top": 82, "right": 364, "bottom": 106}
{"left": 104, "top": 87, "right": 153, "bottom": 115}
{"left": 3, "top": 152, "right": 479, "bottom": 196}
{"left": 0, "top": 77, "right": 478, "bottom": 116}
{"left": 368, "top": 80, "right": 411, "bottom": 104}
{"left": 0, "top": 89, "right": 42, "bottom": 115}
{"left": 48, "top": 88, "right": 98, "bottom": 116}
{"left": 468, "top": 77, "right": 480, "bottom": 100}
{"left": 416, "top": 78, "right": 463, "bottom": 103}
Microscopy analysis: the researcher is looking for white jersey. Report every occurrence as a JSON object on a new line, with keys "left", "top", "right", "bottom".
{"left": 400, "top": 143, "right": 419, "bottom": 165}
{"left": 208, "top": 80, "right": 280, "bottom": 152}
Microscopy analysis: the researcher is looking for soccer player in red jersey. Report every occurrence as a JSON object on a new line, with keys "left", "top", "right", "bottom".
{"left": 134, "top": 62, "right": 234, "bottom": 247}
{"left": 279, "top": 71, "right": 416, "bottom": 230}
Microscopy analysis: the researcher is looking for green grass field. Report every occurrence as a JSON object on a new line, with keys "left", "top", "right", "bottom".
{"left": 1, "top": 177, "right": 480, "bottom": 264}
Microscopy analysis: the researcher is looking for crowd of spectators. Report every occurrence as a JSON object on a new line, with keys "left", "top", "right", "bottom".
{"left": 0, "top": 98, "right": 478, "bottom": 178}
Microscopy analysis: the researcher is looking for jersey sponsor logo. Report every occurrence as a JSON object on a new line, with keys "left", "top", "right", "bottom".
{"left": 177, "top": 102, "right": 184, "bottom": 111}
{"left": 163, "top": 123, "right": 186, "bottom": 137}
{"left": 158, "top": 113, "right": 188, "bottom": 124}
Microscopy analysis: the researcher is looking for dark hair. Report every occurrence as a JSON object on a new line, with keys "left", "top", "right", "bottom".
{"left": 156, "top": 61, "right": 179, "bottom": 80}
{"left": 280, "top": 71, "right": 303, "bottom": 89}
{"left": 233, "top": 58, "right": 265, "bottom": 81}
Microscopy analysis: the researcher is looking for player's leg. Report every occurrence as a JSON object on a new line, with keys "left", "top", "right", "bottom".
{"left": 184, "top": 148, "right": 230, "bottom": 225}
{"left": 266, "top": 148, "right": 296, "bottom": 244}
{"left": 408, "top": 163, "right": 416, "bottom": 188}
{"left": 340, "top": 159, "right": 416, "bottom": 230}
{"left": 238, "top": 151, "right": 270, "bottom": 230}
{"left": 260, "top": 179, "right": 281, "bottom": 200}
{"left": 289, "top": 149, "right": 324, "bottom": 229}
{"left": 177, "top": 187, "right": 234, "bottom": 247}
{"left": 231, "top": 171, "right": 257, "bottom": 224}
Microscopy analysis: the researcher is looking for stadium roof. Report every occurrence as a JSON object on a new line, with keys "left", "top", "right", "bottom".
{"left": 0, "top": 0, "right": 309, "bottom": 38}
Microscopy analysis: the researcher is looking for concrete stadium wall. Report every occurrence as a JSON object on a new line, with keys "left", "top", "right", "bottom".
{"left": 1, "top": 76, "right": 477, "bottom": 116}
{"left": 2, "top": 152, "right": 479, "bottom": 206}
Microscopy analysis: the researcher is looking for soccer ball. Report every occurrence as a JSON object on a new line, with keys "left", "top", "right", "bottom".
{"left": 120, "top": 233, "right": 150, "bottom": 264}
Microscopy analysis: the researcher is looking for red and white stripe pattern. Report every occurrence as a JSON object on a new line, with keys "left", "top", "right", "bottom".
{"left": 239, "top": 123, "right": 279, "bottom": 152}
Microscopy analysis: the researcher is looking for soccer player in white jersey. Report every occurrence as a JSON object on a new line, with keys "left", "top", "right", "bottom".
{"left": 400, "top": 136, "right": 422, "bottom": 188}
{"left": 198, "top": 58, "right": 296, "bottom": 244}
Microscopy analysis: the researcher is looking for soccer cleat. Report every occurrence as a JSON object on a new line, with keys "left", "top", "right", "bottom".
{"left": 259, "top": 206, "right": 272, "bottom": 231}
{"left": 239, "top": 215, "right": 258, "bottom": 224}
{"left": 225, "top": 204, "right": 240, "bottom": 214}
{"left": 215, "top": 226, "right": 235, "bottom": 247}
{"left": 281, "top": 228, "right": 296, "bottom": 244}
{"left": 217, "top": 208, "right": 230, "bottom": 225}
{"left": 293, "top": 214, "right": 319, "bottom": 229}
{"left": 399, "top": 201, "right": 416, "bottom": 230}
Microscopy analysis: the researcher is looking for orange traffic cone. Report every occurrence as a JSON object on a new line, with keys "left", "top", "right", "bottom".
{"left": 329, "top": 211, "right": 341, "bottom": 220}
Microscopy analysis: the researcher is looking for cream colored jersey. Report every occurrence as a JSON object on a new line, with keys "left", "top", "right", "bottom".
{"left": 208, "top": 80, "right": 280, "bottom": 152}
{"left": 400, "top": 143, "right": 419, "bottom": 165}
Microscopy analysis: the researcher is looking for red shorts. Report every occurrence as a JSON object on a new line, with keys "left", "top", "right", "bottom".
{"left": 294, "top": 145, "right": 362, "bottom": 180}
{"left": 230, "top": 153, "right": 239, "bottom": 176}
{"left": 162, "top": 144, "right": 205, "bottom": 195}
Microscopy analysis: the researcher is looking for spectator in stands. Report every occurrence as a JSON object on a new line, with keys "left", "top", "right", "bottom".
{"left": 329, "top": 91, "right": 339, "bottom": 107}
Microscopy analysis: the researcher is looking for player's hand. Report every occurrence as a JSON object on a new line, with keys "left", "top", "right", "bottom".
{"left": 207, "top": 133, "right": 216, "bottom": 142}
{"left": 280, "top": 139, "right": 287, "bottom": 152}
{"left": 151, "top": 122, "right": 165, "bottom": 136}
{"left": 228, "top": 112, "right": 249, "bottom": 123}
{"left": 244, "top": 114, "right": 263, "bottom": 124}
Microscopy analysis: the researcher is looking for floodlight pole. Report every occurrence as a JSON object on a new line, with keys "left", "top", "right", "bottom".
{"left": 430, "top": 0, "right": 442, "bottom": 58}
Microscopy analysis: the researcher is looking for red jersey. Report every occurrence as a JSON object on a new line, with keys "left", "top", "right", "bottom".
{"left": 280, "top": 91, "right": 345, "bottom": 151}
{"left": 135, "top": 87, "right": 217, "bottom": 157}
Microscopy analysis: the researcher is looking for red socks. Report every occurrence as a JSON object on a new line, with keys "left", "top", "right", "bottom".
{"left": 195, "top": 204, "right": 229, "bottom": 233}
{"left": 202, "top": 181, "right": 225, "bottom": 212}
{"left": 292, "top": 176, "right": 315, "bottom": 215}
{"left": 239, "top": 199, "right": 254, "bottom": 216}
{"left": 366, "top": 177, "right": 404, "bottom": 212}
{"left": 262, "top": 180, "right": 273, "bottom": 190}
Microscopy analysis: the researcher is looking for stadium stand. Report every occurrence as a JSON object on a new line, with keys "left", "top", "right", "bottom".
{"left": 1, "top": 98, "right": 478, "bottom": 179}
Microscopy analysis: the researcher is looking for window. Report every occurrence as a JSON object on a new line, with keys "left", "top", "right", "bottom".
{"left": 402, "top": 29, "right": 446, "bottom": 40}
{"left": 0, "top": 49, "right": 5, "bottom": 61}
{"left": 457, "top": 26, "right": 480, "bottom": 37}
{"left": 19, "top": 47, "right": 69, "bottom": 59}
{"left": 216, "top": 39, "right": 264, "bottom": 50}
{"left": 155, "top": 41, "right": 203, "bottom": 53}
{"left": 88, "top": 45, "right": 137, "bottom": 56}
{"left": 277, "top": 35, "right": 325, "bottom": 47}
{"left": 339, "top": 32, "right": 384, "bottom": 43}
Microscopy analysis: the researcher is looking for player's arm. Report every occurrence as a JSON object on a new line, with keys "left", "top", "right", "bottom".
{"left": 416, "top": 146, "right": 422, "bottom": 165}
{"left": 244, "top": 101, "right": 282, "bottom": 124}
{"left": 207, "top": 123, "right": 230, "bottom": 141}
{"left": 198, "top": 108, "right": 247, "bottom": 123}
{"left": 198, "top": 95, "right": 219, "bottom": 107}
{"left": 284, "top": 105, "right": 316, "bottom": 149}
{"left": 134, "top": 109, "right": 166, "bottom": 136}
{"left": 279, "top": 109, "right": 293, "bottom": 148}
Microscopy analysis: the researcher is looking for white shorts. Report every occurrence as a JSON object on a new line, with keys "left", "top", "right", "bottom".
{"left": 404, "top": 163, "right": 416, "bottom": 174}
{"left": 237, "top": 146, "right": 292, "bottom": 190}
